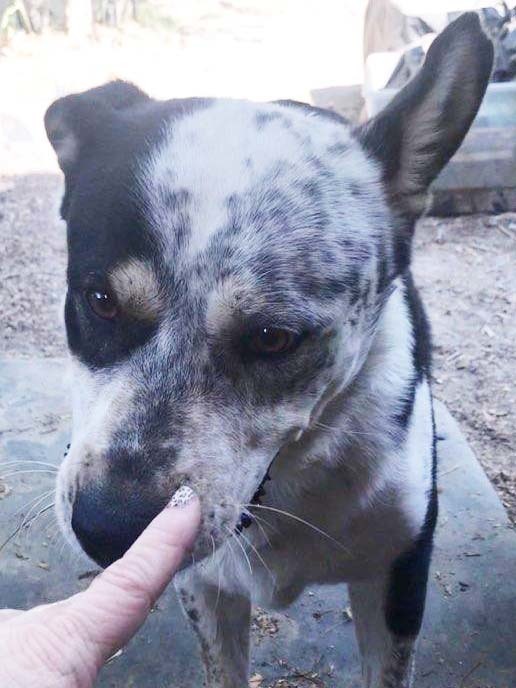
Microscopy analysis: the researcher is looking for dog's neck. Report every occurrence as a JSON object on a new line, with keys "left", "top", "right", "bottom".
{"left": 266, "top": 278, "right": 413, "bottom": 503}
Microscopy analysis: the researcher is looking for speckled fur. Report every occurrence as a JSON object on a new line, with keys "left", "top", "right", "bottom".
{"left": 46, "top": 14, "right": 493, "bottom": 688}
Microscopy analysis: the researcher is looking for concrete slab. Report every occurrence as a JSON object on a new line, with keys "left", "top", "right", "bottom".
{"left": 310, "top": 85, "right": 364, "bottom": 124}
{"left": 1, "top": 358, "right": 515, "bottom": 688}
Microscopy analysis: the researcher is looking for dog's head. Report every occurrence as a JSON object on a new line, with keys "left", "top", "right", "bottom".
{"left": 46, "top": 14, "right": 492, "bottom": 568}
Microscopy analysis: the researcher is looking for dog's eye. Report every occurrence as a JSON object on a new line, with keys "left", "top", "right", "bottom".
{"left": 86, "top": 290, "right": 118, "bottom": 320}
{"left": 247, "top": 327, "right": 298, "bottom": 356}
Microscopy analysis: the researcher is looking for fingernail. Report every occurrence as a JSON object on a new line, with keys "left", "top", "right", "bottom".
{"left": 168, "top": 485, "right": 196, "bottom": 508}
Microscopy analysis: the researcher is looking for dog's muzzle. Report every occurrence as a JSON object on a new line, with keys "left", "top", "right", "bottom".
{"left": 71, "top": 483, "right": 167, "bottom": 568}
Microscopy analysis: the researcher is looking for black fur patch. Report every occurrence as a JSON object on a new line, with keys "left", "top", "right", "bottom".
{"left": 255, "top": 111, "right": 285, "bottom": 129}
{"left": 354, "top": 13, "right": 493, "bottom": 202}
{"left": 385, "top": 264, "right": 437, "bottom": 637}
{"left": 393, "top": 270, "right": 432, "bottom": 429}
{"left": 390, "top": 270, "right": 433, "bottom": 430}
{"left": 187, "top": 608, "right": 200, "bottom": 623}
{"left": 385, "top": 399, "right": 438, "bottom": 638}
{"left": 404, "top": 270, "right": 432, "bottom": 381}
{"left": 51, "top": 87, "right": 209, "bottom": 369}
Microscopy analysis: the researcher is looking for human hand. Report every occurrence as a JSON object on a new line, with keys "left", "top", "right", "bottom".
{"left": 0, "top": 487, "right": 200, "bottom": 688}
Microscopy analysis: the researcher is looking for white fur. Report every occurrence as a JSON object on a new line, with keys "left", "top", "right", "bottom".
{"left": 55, "top": 356, "right": 137, "bottom": 555}
{"left": 144, "top": 99, "right": 381, "bottom": 263}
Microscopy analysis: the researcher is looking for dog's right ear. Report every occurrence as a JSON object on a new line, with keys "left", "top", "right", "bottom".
{"left": 355, "top": 13, "right": 493, "bottom": 216}
{"left": 44, "top": 80, "right": 150, "bottom": 174}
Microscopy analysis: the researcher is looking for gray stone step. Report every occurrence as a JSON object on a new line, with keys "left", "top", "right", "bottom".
{"left": 0, "top": 358, "right": 515, "bottom": 687}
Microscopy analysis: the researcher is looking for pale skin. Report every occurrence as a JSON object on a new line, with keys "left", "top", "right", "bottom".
{"left": 0, "top": 492, "right": 200, "bottom": 688}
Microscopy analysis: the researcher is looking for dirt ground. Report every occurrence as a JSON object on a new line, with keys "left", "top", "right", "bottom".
{"left": 414, "top": 214, "right": 515, "bottom": 525}
{"left": 0, "top": 172, "right": 514, "bottom": 524}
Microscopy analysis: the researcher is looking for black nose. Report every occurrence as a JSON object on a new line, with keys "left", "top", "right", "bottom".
{"left": 71, "top": 485, "right": 163, "bottom": 568}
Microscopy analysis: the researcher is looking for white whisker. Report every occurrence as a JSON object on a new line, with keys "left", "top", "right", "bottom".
{"left": 238, "top": 530, "right": 275, "bottom": 585}
{"left": 57, "top": 537, "right": 68, "bottom": 561}
{"left": 44, "top": 514, "right": 62, "bottom": 547}
{"left": 247, "top": 503, "right": 350, "bottom": 555}
{"left": 22, "top": 502, "right": 55, "bottom": 541}
{"left": 15, "top": 489, "right": 55, "bottom": 521}
{"left": 0, "top": 469, "right": 59, "bottom": 479}
{"left": 224, "top": 529, "right": 239, "bottom": 573}
{"left": 0, "top": 460, "right": 59, "bottom": 470}
{"left": 210, "top": 534, "right": 223, "bottom": 610}
{"left": 313, "top": 421, "right": 379, "bottom": 439}
{"left": 249, "top": 513, "right": 273, "bottom": 547}
{"left": 225, "top": 526, "right": 253, "bottom": 577}
{"left": 17, "top": 490, "right": 55, "bottom": 539}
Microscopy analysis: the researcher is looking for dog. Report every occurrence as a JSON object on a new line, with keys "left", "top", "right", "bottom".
{"left": 45, "top": 13, "right": 492, "bottom": 688}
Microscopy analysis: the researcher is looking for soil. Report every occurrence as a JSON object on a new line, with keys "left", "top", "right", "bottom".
{"left": 0, "top": 173, "right": 514, "bottom": 524}
{"left": 0, "top": 174, "right": 67, "bottom": 357}
{"left": 414, "top": 214, "right": 516, "bottom": 525}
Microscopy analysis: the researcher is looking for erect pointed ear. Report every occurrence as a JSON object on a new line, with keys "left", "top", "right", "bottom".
{"left": 44, "top": 80, "right": 150, "bottom": 174}
{"left": 355, "top": 12, "right": 493, "bottom": 216}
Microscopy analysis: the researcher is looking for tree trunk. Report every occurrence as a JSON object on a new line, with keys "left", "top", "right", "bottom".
{"left": 66, "top": 0, "right": 93, "bottom": 40}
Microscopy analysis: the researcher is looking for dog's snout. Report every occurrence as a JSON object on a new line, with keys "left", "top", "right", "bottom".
{"left": 71, "top": 484, "right": 163, "bottom": 568}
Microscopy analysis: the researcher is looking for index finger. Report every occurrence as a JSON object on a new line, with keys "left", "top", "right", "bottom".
{"left": 0, "top": 609, "right": 23, "bottom": 622}
{"left": 70, "top": 487, "right": 200, "bottom": 659}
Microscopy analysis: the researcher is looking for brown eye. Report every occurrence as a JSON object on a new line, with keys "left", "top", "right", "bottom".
{"left": 86, "top": 290, "right": 118, "bottom": 320}
{"left": 248, "top": 327, "right": 298, "bottom": 356}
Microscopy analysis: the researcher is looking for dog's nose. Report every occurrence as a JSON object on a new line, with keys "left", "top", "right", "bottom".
{"left": 71, "top": 485, "right": 163, "bottom": 568}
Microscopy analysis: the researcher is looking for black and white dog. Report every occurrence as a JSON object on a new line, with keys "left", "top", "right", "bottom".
{"left": 45, "top": 14, "right": 492, "bottom": 687}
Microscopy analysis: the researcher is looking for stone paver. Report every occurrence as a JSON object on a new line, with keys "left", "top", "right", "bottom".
{"left": 0, "top": 358, "right": 515, "bottom": 687}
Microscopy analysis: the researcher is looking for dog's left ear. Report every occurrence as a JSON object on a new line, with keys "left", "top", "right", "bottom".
{"left": 45, "top": 80, "right": 151, "bottom": 218}
{"left": 45, "top": 80, "right": 150, "bottom": 174}
{"left": 355, "top": 12, "right": 493, "bottom": 216}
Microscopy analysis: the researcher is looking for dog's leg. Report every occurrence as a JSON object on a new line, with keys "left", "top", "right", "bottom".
{"left": 348, "top": 576, "right": 415, "bottom": 688}
{"left": 176, "top": 568, "right": 251, "bottom": 688}
{"left": 348, "top": 530, "right": 434, "bottom": 688}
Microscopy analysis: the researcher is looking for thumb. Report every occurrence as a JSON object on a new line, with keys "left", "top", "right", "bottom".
{"left": 70, "top": 486, "right": 200, "bottom": 661}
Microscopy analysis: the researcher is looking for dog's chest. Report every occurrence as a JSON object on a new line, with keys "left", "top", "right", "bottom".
{"left": 239, "top": 378, "right": 435, "bottom": 607}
